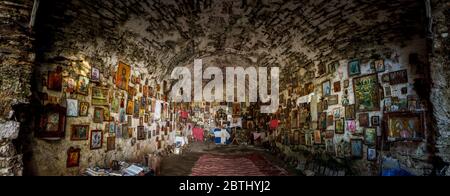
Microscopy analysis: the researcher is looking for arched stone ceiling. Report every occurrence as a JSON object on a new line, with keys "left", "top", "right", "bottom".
{"left": 35, "top": 0, "right": 425, "bottom": 80}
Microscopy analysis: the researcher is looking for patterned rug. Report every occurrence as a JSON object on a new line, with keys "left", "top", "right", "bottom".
{"left": 190, "top": 154, "right": 289, "bottom": 176}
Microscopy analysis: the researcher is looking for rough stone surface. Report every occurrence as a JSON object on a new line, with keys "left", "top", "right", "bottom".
{"left": 0, "top": 0, "right": 34, "bottom": 176}
{"left": 0, "top": 141, "right": 16, "bottom": 157}
{"left": 430, "top": 0, "right": 450, "bottom": 164}
{"left": 0, "top": 121, "right": 20, "bottom": 140}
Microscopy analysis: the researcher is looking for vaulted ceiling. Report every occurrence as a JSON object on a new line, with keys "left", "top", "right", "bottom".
{"left": 35, "top": 0, "right": 425, "bottom": 80}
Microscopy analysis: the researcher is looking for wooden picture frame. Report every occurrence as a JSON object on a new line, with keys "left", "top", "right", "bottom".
{"left": 359, "top": 113, "right": 370, "bottom": 127}
{"left": 327, "top": 95, "right": 339, "bottom": 106}
{"left": 67, "top": 147, "right": 81, "bottom": 168}
{"left": 90, "top": 130, "right": 103, "bottom": 150}
{"left": 335, "top": 119, "right": 345, "bottom": 134}
{"left": 371, "top": 116, "right": 380, "bottom": 127}
{"left": 345, "top": 105, "right": 356, "bottom": 120}
{"left": 353, "top": 74, "right": 381, "bottom": 112}
{"left": 76, "top": 75, "right": 90, "bottom": 95}
{"left": 36, "top": 104, "right": 66, "bottom": 140}
{"left": 384, "top": 112, "right": 425, "bottom": 142}
{"left": 351, "top": 139, "right": 363, "bottom": 159}
{"left": 116, "top": 62, "right": 131, "bottom": 90}
{"left": 66, "top": 99, "right": 79, "bottom": 117}
{"left": 107, "top": 136, "right": 115, "bottom": 151}
{"left": 79, "top": 102, "right": 89, "bottom": 117}
{"left": 91, "top": 67, "right": 100, "bottom": 83}
{"left": 389, "top": 70, "right": 408, "bottom": 85}
{"left": 333, "top": 81, "right": 341, "bottom": 93}
{"left": 47, "top": 66, "right": 63, "bottom": 92}
{"left": 322, "top": 80, "right": 331, "bottom": 96}
{"left": 367, "top": 148, "right": 377, "bottom": 161}
{"left": 374, "top": 60, "right": 385, "bottom": 72}
{"left": 348, "top": 60, "right": 361, "bottom": 77}
{"left": 314, "top": 130, "right": 322, "bottom": 145}
{"left": 71, "top": 125, "right": 89, "bottom": 141}
{"left": 364, "top": 127, "right": 377, "bottom": 146}
{"left": 137, "top": 126, "right": 146, "bottom": 140}
{"left": 92, "top": 87, "right": 109, "bottom": 106}
{"left": 93, "top": 107, "right": 104, "bottom": 123}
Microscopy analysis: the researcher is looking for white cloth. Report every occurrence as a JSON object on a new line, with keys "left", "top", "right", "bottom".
{"left": 154, "top": 100, "right": 162, "bottom": 120}
{"left": 214, "top": 129, "right": 230, "bottom": 144}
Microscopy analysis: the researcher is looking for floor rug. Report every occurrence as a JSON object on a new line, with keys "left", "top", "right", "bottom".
{"left": 190, "top": 154, "right": 288, "bottom": 176}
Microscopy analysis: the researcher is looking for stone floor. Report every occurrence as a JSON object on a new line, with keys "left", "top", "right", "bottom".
{"left": 160, "top": 142, "right": 295, "bottom": 176}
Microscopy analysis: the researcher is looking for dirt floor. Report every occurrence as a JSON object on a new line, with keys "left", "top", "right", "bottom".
{"left": 160, "top": 142, "right": 297, "bottom": 176}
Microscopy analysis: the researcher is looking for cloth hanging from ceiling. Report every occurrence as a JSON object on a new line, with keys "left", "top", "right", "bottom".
{"left": 193, "top": 127, "right": 204, "bottom": 142}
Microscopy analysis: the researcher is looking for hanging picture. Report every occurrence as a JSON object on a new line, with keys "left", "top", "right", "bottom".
{"left": 371, "top": 116, "right": 380, "bottom": 126}
{"left": 127, "top": 116, "right": 133, "bottom": 127}
{"left": 93, "top": 107, "right": 104, "bottom": 123}
{"left": 71, "top": 125, "right": 89, "bottom": 141}
{"left": 333, "top": 108, "right": 341, "bottom": 119}
{"left": 348, "top": 60, "right": 361, "bottom": 77}
{"left": 364, "top": 128, "right": 377, "bottom": 146}
{"left": 119, "top": 108, "right": 126, "bottom": 123}
{"left": 116, "top": 62, "right": 131, "bottom": 90}
{"left": 91, "top": 67, "right": 100, "bottom": 83}
{"left": 90, "top": 130, "right": 103, "bottom": 150}
{"left": 385, "top": 86, "right": 392, "bottom": 97}
{"left": 327, "top": 95, "right": 339, "bottom": 106}
{"left": 111, "top": 94, "right": 120, "bottom": 113}
{"left": 107, "top": 137, "right": 115, "bottom": 151}
{"left": 382, "top": 74, "right": 390, "bottom": 83}
{"left": 76, "top": 76, "right": 90, "bottom": 95}
{"left": 385, "top": 112, "right": 424, "bottom": 141}
{"left": 79, "top": 102, "right": 89, "bottom": 117}
{"left": 36, "top": 104, "right": 66, "bottom": 139}
{"left": 353, "top": 74, "right": 380, "bottom": 112}
{"left": 314, "top": 130, "right": 322, "bottom": 144}
{"left": 350, "top": 139, "right": 363, "bottom": 159}
{"left": 333, "top": 81, "right": 341, "bottom": 93}
{"left": 92, "top": 87, "right": 109, "bottom": 106}
{"left": 335, "top": 119, "right": 345, "bottom": 134}
{"left": 109, "top": 123, "right": 115, "bottom": 134}
{"left": 48, "top": 66, "right": 63, "bottom": 92}
{"left": 305, "top": 132, "right": 313, "bottom": 146}
{"left": 374, "top": 60, "right": 385, "bottom": 72}
{"left": 133, "top": 99, "right": 140, "bottom": 118}
{"left": 319, "top": 112, "right": 327, "bottom": 130}
{"left": 103, "top": 107, "right": 111, "bottom": 122}
{"left": 389, "top": 70, "right": 408, "bottom": 85}
{"left": 144, "top": 114, "right": 149, "bottom": 124}
{"left": 359, "top": 113, "right": 370, "bottom": 127}
{"left": 128, "top": 128, "right": 134, "bottom": 138}
{"left": 345, "top": 105, "right": 356, "bottom": 120}
{"left": 122, "top": 125, "right": 129, "bottom": 139}
{"left": 346, "top": 120, "right": 357, "bottom": 134}
{"left": 344, "top": 80, "right": 350, "bottom": 88}
{"left": 66, "top": 99, "right": 79, "bottom": 117}
{"left": 327, "top": 115, "right": 334, "bottom": 127}
{"left": 137, "top": 126, "right": 146, "bottom": 140}
{"left": 367, "top": 148, "right": 377, "bottom": 161}
{"left": 66, "top": 147, "right": 81, "bottom": 168}
{"left": 322, "top": 80, "right": 331, "bottom": 96}
{"left": 126, "top": 100, "right": 134, "bottom": 115}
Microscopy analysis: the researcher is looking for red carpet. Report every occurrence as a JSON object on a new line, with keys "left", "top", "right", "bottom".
{"left": 190, "top": 154, "right": 289, "bottom": 176}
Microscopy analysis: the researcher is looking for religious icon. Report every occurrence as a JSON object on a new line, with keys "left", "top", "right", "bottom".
{"left": 48, "top": 66, "right": 63, "bottom": 92}
{"left": 115, "top": 62, "right": 131, "bottom": 90}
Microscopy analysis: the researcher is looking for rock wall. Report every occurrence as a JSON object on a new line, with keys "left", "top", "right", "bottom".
{"left": 430, "top": 0, "right": 450, "bottom": 172}
{"left": 0, "top": 0, "right": 34, "bottom": 176}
